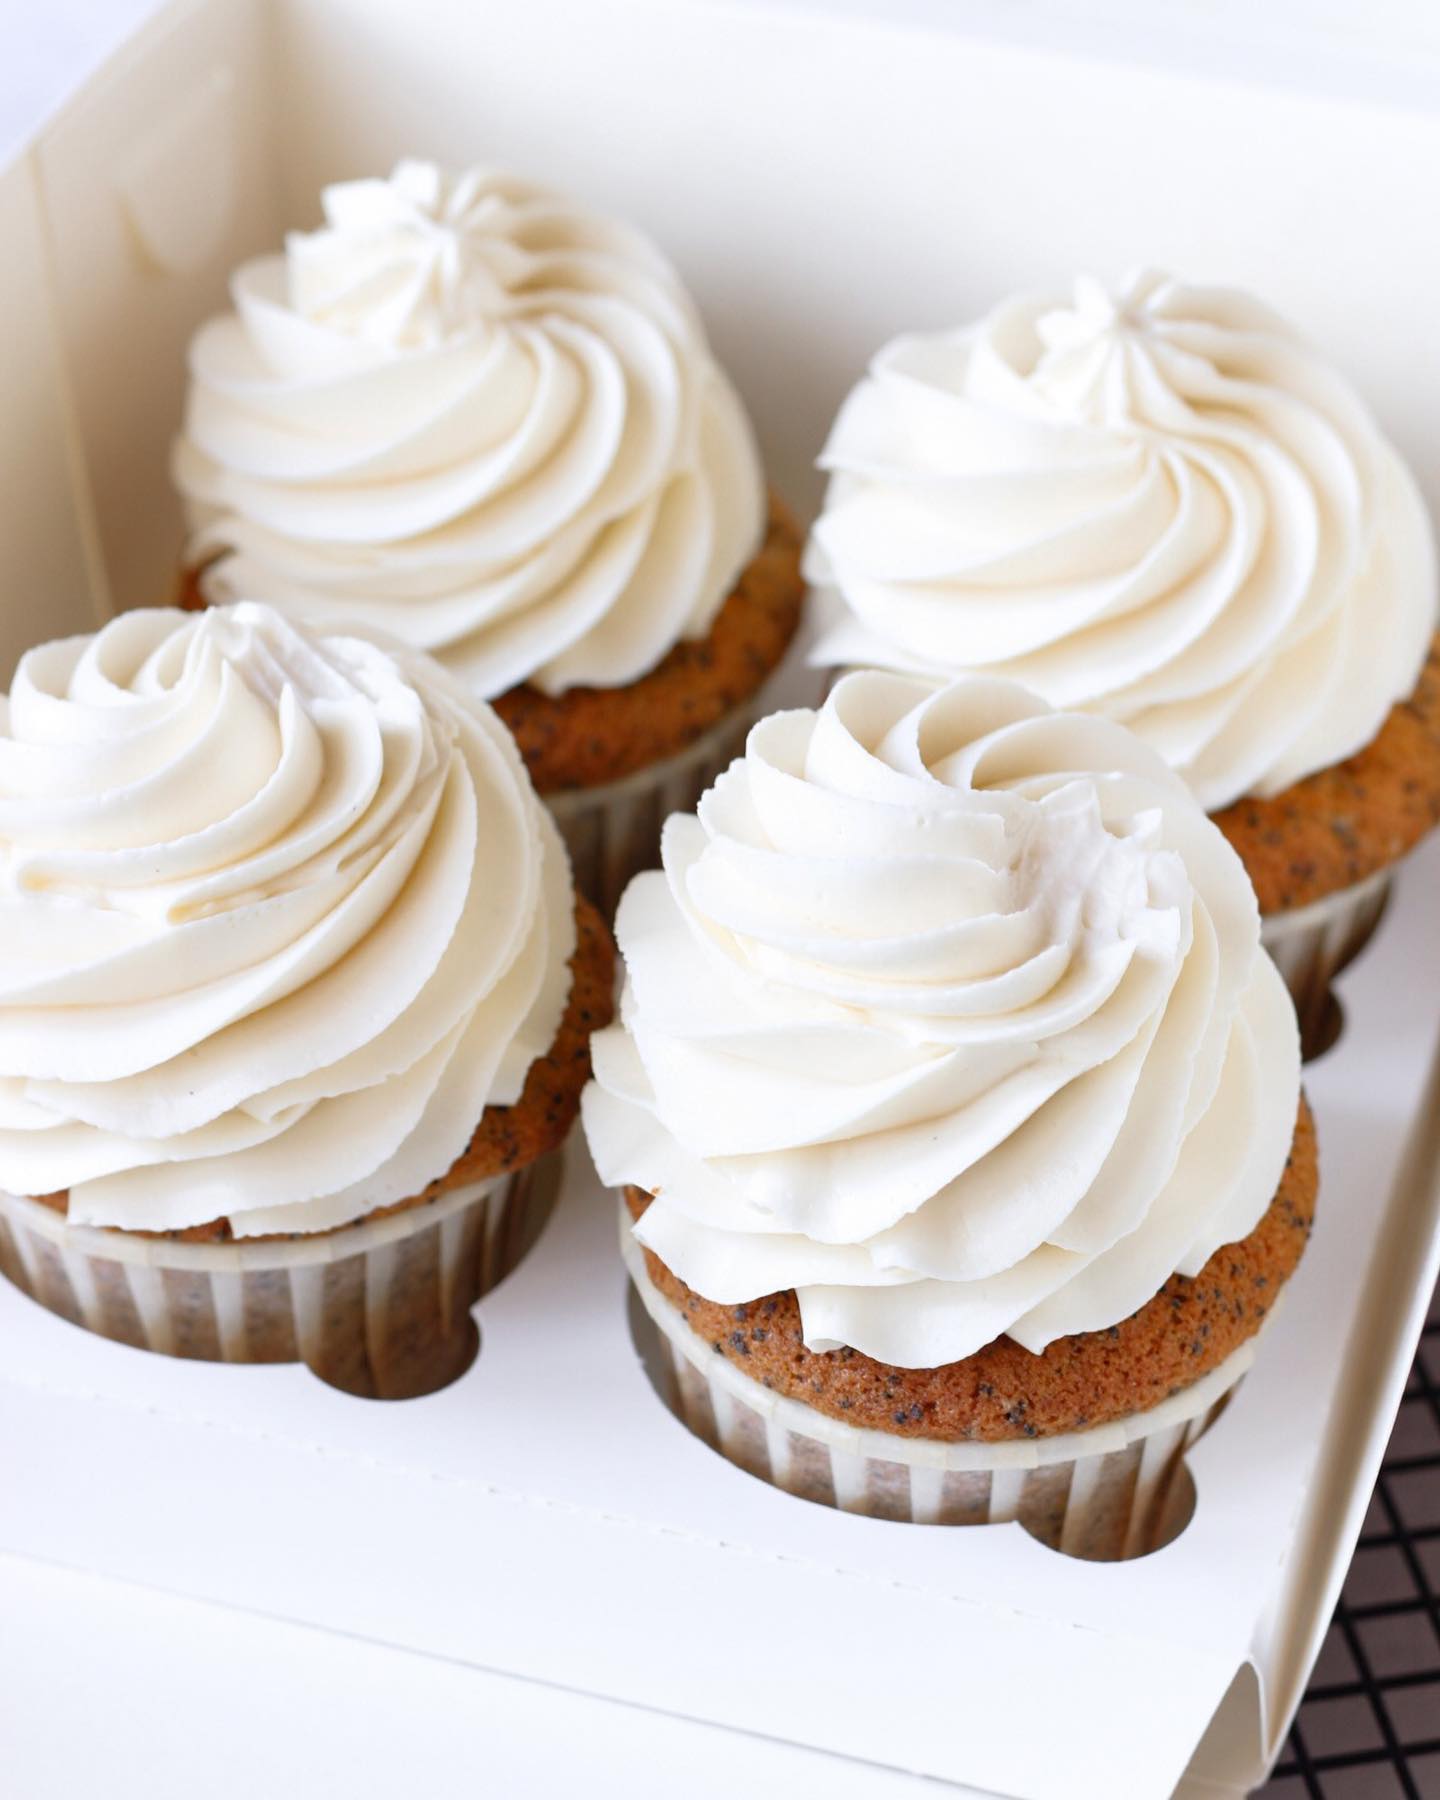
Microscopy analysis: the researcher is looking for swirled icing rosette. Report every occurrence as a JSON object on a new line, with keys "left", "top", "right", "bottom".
{"left": 0, "top": 601, "right": 573, "bottom": 1237}
{"left": 174, "top": 161, "right": 765, "bottom": 699}
{"left": 807, "top": 271, "right": 1436, "bottom": 812}
{"left": 583, "top": 671, "right": 1301, "bottom": 1368}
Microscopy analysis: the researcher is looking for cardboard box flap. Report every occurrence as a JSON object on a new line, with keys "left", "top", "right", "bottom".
{"left": 116, "top": 64, "right": 240, "bottom": 276}
{"left": 0, "top": 158, "right": 104, "bottom": 682}
{"left": 32, "top": 0, "right": 277, "bottom": 616}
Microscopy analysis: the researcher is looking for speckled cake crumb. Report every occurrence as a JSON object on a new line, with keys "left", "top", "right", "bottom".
{"left": 627, "top": 1099, "right": 1317, "bottom": 1443}
{"left": 1213, "top": 635, "right": 1440, "bottom": 914}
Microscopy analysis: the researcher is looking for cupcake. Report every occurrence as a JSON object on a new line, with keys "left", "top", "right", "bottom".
{"left": 806, "top": 271, "right": 1440, "bottom": 1054}
{"left": 0, "top": 602, "right": 613, "bottom": 1399}
{"left": 172, "top": 161, "right": 806, "bottom": 913}
{"left": 583, "top": 672, "right": 1313, "bottom": 1558}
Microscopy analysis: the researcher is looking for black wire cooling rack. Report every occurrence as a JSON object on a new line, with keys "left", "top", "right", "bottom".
{"left": 1258, "top": 1278, "right": 1440, "bottom": 1798}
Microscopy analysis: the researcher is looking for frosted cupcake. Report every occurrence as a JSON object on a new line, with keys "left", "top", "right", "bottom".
{"left": 173, "top": 161, "right": 805, "bottom": 913}
{"left": 584, "top": 672, "right": 1314, "bottom": 1558}
{"left": 0, "top": 602, "right": 613, "bottom": 1398}
{"left": 807, "top": 272, "right": 1440, "bottom": 1053}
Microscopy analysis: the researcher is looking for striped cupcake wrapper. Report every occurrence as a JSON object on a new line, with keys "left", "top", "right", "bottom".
{"left": 1262, "top": 868, "right": 1392, "bottom": 1060}
{"left": 0, "top": 1150, "right": 563, "bottom": 1400}
{"left": 545, "top": 701, "right": 767, "bottom": 920}
{"left": 622, "top": 1205, "right": 1254, "bottom": 1562}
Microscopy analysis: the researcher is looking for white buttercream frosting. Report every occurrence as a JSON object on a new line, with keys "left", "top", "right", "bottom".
{"left": 808, "top": 271, "right": 1437, "bottom": 812}
{"left": 174, "top": 161, "right": 765, "bottom": 700}
{"left": 0, "top": 602, "right": 574, "bottom": 1237}
{"left": 582, "top": 670, "right": 1300, "bottom": 1368}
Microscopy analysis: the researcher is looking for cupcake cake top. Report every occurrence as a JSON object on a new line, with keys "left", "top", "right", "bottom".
{"left": 583, "top": 671, "right": 1301, "bottom": 1368}
{"left": 0, "top": 602, "right": 573, "bottom": 1236}
{"left": 807, "top": 270, "right": 1437, "bottom": 812}
{"left": 174, "top": 161, "right": 765, "bottom": 700}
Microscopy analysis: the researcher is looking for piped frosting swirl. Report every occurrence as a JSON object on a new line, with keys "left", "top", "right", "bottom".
{"left": 0, "top": 601, "right": 572, "bottom": 1237}
{"left": 175, "top": 161, "right": 765, "bottom": 700}
{"left": 808, "top": 271, "right": 1436, "bottom": 811}
{"left": 583, "top": 670, "right": 1300, "bottom": 1367}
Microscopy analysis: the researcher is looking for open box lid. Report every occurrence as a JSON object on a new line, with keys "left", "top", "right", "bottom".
{"left": 1, "top": 3, "right": 1440, "bottom": 1795}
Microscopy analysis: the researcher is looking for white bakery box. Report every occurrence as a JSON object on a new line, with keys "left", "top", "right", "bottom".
{"left": 2, "top": 3, "right": 1439, "bottom": 1796}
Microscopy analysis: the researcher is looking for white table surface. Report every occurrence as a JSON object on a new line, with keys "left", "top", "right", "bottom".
{"left": 2, "top": 7, "right": 1435, "bottom": 1798}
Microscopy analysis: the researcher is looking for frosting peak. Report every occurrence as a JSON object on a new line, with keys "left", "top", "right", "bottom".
{"left": 583, "top": 671, "right": 1300, "bottom": 1368}
{"left": 0, "top": 602, "right": 573, "bottom": 1237}
{"left": 1028, "top": 273, "right": 1179, "bottom": 423}
{"left": 289, "top": 161, "right": 538, "bottom": 349}
{"left": 808, "top": 271, "right": 1436, "bottom": 811}
{"left": 175, "top": 162, "right": 765, "bottom": 700}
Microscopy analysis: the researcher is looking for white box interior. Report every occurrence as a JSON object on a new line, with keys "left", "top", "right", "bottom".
{"left": 3, "top": 3, "right": 1440, "bottom": 1794}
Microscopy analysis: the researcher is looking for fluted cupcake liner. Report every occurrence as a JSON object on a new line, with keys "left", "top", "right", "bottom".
{"left": 1261, "top": 867, "right": 1391, "bottom": 1060}
{"left": 623, "top": 1211, "right": 1253, "bottom": 1561}
{"left": 0, "top": 1151, "right": 564, "bottom": 1400}
{"left": 547, "top": 676, "right": 820, "bottom": 918}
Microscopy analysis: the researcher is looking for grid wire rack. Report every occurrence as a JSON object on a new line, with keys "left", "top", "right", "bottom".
{"left": 1259, "top": 1277, "right": 1440, "bottom": 1798}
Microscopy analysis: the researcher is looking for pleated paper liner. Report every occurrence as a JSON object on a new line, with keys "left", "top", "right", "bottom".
{"left": 622, "top": 1210, "right": 1257, "bottom": 1562}
{"left": 0, "top": 1150, "right": 564, "bottom": 1400}
{"left": 1262, "top": 867, "right": 1391, "bottom": 1061}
